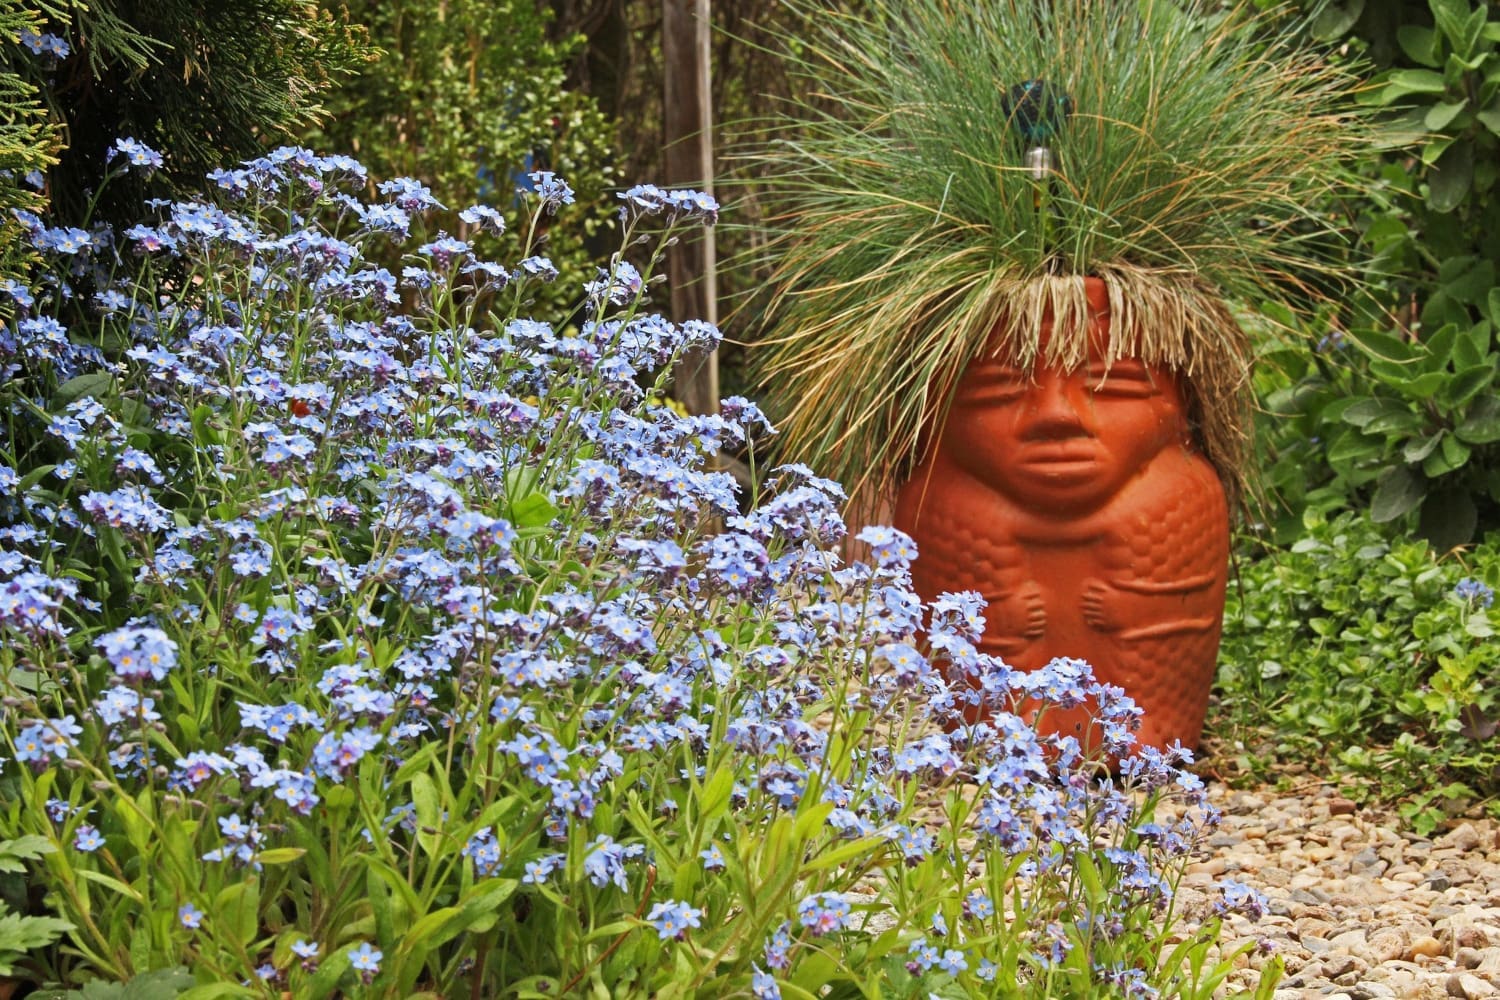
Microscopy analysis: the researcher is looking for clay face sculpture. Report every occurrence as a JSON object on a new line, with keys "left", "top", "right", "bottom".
{"left": 893, "top": 278, "right": 1229, "bottom": 753}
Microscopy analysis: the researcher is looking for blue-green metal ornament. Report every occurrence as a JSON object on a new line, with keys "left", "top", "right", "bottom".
{"left": 1002, "top": 78, "right": 1073, "bottom": 145}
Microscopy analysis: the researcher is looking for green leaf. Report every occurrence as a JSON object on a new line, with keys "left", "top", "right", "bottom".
{"left": 1404, "top": 430, "right": 1446, "bottom": 463}
{"left": 800, "top": 834, "right": 885, "bottom": 872}
{"left": 52, "top": 372, "right": 115, "bottom": 407}
{"left": 1456, "top": 397, "right": 1500, "bottom": 443}
{"left": 1370, "top": 466, "right": 1426, "bottom": 523}
{"left": 1326, "top": 428, "right": 1385, "bottom": 466}
{"left": 215, "top": 878, "right": 260, "bottom": 948}
{"left": 304, "top": 945, "right": 354, "bottom": 1000}
{"left": 0, "top": 908, "right": 72, "bottom": 968}
{"left": 177, "top": 986, "right": 257, "bottom": 1000}
{"left": 1424, "top": 322, "right": 1459, "bottom": 369}
{"left": 1477, "top": 96, "right": 1500, "bottom": 134}
{"left": 1382, "top": 68, "right": 1449, "bottom": 100}
{"left": 322, "top": 784, "right": 355, "bottom": 815}
{"left": 1426, "top": 99, "right": 1470, "bottom": 131}
{"left": 695, "top": 765, "right": 735, "bottom": 823}
{"left": 792, "top": 800, "right": 834, "bottom": 841}
{"left": 1424, "top": 432, "right": 1473, "bottom": 476}
{"left": 30, "top": 968, "right": 200, "bottom": 1000}
{"left": 18, "top": 464, "right": 56, "bottom": 492}
{"left": 1419, "top": 488, "right": 1478, "bottom": 550}
{"left": 388, "top": 740, "right": 442, "bottom": 788}
{"left": 1399, "top": 24, "right": 1443, "bottom": 67}
{"left": 1454, "top": 319, "right": 1492, "bottom": 368}
{"left": 508, "top": 491, "right": 559, "bottom": 528}
{"left": 1430, "top": 142, "right": 1475, "bottom": 213}
{"left": 1348, "top": 328, "right": 1419, "bottom": 364}
{"left": 116, "top": 968, "right": 196, "bottom": 1000}
{"left": 76, "top": 868, "right": 145, "bottom": 903}
{"left": 1442, "top": 365, "right": 1496, "bottom": 410}
{"left": 1393, "top": 371, "right": 1448, "bottom": 401}
{"left": 409, "top": 771, "right": 443, "bottom": 858}
{"left": 1432, "top": 0, "right": 1477, "bottom": 55}
{"left": 1439, "top": 256, "right": 1496, "bottom": 305}
{"left": 0, "top": 834, "right": 55, "bottom": 866}
{"left": 252, "top": 847, "right": 306, "bottom": 866}
{"left": 1310, "top": 0, "right": 1364, "bottom": 39}
{"left": 189, "top": 404, "right": 220, "bottom": 446}
{"left": 1341, "top": 397, "right": 1409, "bottom": 428}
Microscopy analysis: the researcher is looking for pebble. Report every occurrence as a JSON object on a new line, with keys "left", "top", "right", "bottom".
{"left": 1170, "top": 780, "right": 1500, "bottom": 999}
{"left": 1448, "top": 972, "right": 1498, "bottom": 998}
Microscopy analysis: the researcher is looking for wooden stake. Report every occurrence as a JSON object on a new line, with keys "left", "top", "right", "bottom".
{"left": 662, "top": 0, "right": 719, "bottom": 416}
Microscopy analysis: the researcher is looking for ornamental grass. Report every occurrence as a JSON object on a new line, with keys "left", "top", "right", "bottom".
{"left": 744, "top": 0, "right": 1372, "bottom": 504}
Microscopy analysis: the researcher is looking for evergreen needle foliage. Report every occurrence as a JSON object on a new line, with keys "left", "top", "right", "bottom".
{"left": 747, "top": 0, "right": 1371, "bottom": 502}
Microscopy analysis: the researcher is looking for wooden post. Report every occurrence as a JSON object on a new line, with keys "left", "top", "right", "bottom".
{"left": 662, "top": 0, "right": 718, "bottom": 416}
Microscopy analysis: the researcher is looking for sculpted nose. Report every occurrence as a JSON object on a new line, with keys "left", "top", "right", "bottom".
{"left": 1020, "top": 372, "right": 1092, "bottom": 441}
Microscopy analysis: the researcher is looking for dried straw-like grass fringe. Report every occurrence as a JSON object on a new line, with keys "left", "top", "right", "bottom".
{"left": 771, "top": 267, "right": 1252, "bottom": 513}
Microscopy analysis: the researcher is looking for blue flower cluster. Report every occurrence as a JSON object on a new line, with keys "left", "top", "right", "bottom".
{"left": 0, "top": 141, "right": 1263, "bottom": 996}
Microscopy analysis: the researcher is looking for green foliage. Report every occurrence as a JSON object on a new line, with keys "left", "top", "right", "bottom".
{"left": 1257, "top": 0, "right": 1500, "bottom": 546}
{"left": 0, "top": 1, "right": 65, "bottom": 295}
{"left": 29, "top": 968, "right": 195, "bottom": 1000}
{"left": 0, "top": 835, "right": 72, "bottom": 977}
{"left": 1254, "top": 303, "right": 1500, "bottom": 551}
{"left": 1215, "top": 510, "right": 1500, "bottom": 827}
{"left": 307, "top": 0, "right": 617, "bottom": 296}
{"left": 9, "top": 0, "right": 372, "bottom": 228}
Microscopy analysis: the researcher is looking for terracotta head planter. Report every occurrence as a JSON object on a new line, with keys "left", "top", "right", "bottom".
{"left": 895, "top": 277, "right": 1228, "bottom": 751}
{"left": 750, "top": 0, "right": 1369, "bottom": 751}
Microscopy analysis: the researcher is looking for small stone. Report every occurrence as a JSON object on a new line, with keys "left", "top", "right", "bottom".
{"left": 1410, "top": 935, "right": 1447, "bottom": 960}
{"left": 1447, "top": 972, "right": 1499, "bottom": 998}
{"left": 1187, "top": 856, "right": 1227, "bottom": 876}
{"left": 1440, "top": 824, "right": 1483, "bottom": 852}
{"left": 1330, "top": 928, "right": 1368, "bottom": 952}
{"left": 1329, "top": 797, "right": 1358, "bottom": 815}
{"left": 1349, "top": 985, "right": 1397, "bottom": 1000}
{"left": 1368, "top": 927, "right": 1409, "bottom": 962}
{"left": 1456, "top": 925, "right": 1491, "bottom": 949}
{"left": 1429, "top": 872, "right": 1455, "bottom": 891}
{"left": 1321, "top": 953, "right": 1358, "bottom": 977}
{"left": 1457, "top": 947, "right": 1483, "bottom": 969}
{"left": 1231, "top": 792, "right": 1266, "bottom": 814}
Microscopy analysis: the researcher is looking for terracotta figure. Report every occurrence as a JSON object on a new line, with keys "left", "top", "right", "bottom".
{"left": 894, "top": 278, "right": 1229, "bottom": 752}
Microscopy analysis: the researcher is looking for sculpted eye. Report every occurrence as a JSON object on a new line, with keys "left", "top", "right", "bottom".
{"left": 1086, "top": 361, "right": 1158, "bottom": 399}
{"left": 962, "top": 361, "right": 1030, "bottom": 403}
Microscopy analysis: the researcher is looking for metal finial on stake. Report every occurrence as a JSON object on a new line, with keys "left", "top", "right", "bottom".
{"left": 1002, "top": 78, "right": 1072, "bottom": 267}
{"left": 1002, "top": 78, "right": 1073, "bottom": 166}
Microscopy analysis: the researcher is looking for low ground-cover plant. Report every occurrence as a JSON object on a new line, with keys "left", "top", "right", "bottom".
{"left": 1216, "top": 512, "right": 1500, "bottom": 833}
{"left": 1, "top": 145, "right": 1275, "bottom": 998}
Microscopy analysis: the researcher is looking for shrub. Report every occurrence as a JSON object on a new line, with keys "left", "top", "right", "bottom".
{"left": 2, "top": 0, "right": 370, "bottom": 233}
{"left": 1, "top": 147, "right": 1274, "bottom": 998}
{"left": 1251, "top": 0, "right": 1500, "bottom": 549}
{"left": 1216, "top": 510, "right": 1500, "bottom": 834}
{"left": 305, "top": 0, "right": 618, "bottom": 312}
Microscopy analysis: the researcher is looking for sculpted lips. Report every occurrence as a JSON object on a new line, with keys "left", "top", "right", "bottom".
{"left": 1018, "top": 443, "right": 1100, "bottom": 465}
{"left": 1016, "top": 444, "right": 1101, "bottom": 481}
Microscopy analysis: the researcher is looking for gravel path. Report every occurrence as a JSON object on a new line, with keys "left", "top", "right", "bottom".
{"left": 1174, "top": 781, "right": 1500, "bottom": 999}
